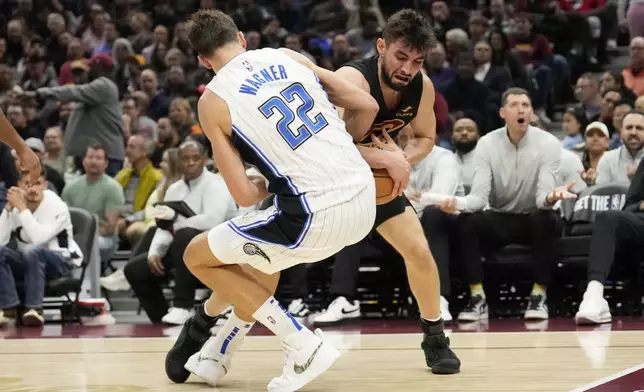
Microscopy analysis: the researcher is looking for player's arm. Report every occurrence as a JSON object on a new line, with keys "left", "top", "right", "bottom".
{"left": 198, "top": 90, "right": 271, "bottom": 207}
{"left": 279, "top": 48, "right": 379, "bottom": 140}
{"left": 0, "top": 110, "right": 40, "bottom": 184}
{"left": 405, "top": 76, "right": 436, "bottom": 165}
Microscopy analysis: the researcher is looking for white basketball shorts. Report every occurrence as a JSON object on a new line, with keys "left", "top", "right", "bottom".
{"left": 207, "top": 181, "right": 376, "bottom": 275}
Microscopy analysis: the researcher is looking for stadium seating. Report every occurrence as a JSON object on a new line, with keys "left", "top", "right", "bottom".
{"left": 43, "top": 207, "right": 98, "bottom": 324}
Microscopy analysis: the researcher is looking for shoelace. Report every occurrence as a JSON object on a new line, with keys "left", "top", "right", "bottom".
{"left": 464, "top": 298, "right": 482, "bottom": 312}
{"left": 528, "top": 296, "right": 543, "bottom": 310}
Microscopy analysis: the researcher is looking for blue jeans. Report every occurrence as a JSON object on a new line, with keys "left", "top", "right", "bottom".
{"left": 0, "top": 245, "right": 73, "bottom": 309}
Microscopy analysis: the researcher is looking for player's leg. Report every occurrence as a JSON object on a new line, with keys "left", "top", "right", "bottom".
{"left": 165, "top": 232, "right": 279, "bottom": 383}
{"left": 377, "top": 207, "right": 441, "bottom": 319}
{"left": 186, "top": 229, "right": 341, "bottom": 391}
{"left": 376, "top": 207, "right": 461, "bottom": 374}
{"left": 166, "top": 232, "right": 283, "bottom": 383}
{"left": 185, "top": 266, "right": 281, "bottom": 386}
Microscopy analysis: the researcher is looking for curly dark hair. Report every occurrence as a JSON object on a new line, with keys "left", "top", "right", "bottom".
{"left": 382, "top": 9, "right": 436, "bottom": 53}
{"left": 187, "top": 9, "right": 239, "bottom": 57}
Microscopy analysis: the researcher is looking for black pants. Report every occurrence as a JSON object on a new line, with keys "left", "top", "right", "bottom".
{"left": 587, "top": 211, "right": 644, "bottom": 283}
{"left": 420, "top": 206, "right": 457, "bottom": 298}
{"left": 284, "top": 264, "right": 308, "bottom": 298}
{"left": 123, "top": 228, "right": 202, "bottom": 323}
{"left": 328, "top": 233, "right": 403, "bottom": 298}
{"left": 455, "top": 210, "right": 561, "bottom": 285}
{"left": 132, "top": 227, "right": 156, "bottom": 257}
{"left": 328, "top": 241, "right": 362, "bottom": 299}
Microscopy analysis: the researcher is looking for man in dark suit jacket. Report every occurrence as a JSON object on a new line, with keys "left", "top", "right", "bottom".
{"left": 473, "top": 40, "right": 512, "bottom": 105}
{"left": 574, "top": 155, "right": 644, "bottom": 325}
{"left": 442, "top": 52, "right": 498, "bottom": 132}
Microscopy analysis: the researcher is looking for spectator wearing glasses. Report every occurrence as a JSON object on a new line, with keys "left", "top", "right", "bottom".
{"left": 622, "top": 37, "right": 644, "bottom": 97}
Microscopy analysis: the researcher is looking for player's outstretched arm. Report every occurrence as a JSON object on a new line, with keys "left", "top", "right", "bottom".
{"left": 198, "top": 90, "right": 271, "bottom": 207}
{"left": 405, "top": 76, "right": 436, "bottom": 165}
{"left": 278, "top": 48, "right": 379, "bottom": 140}
{"left": 0, "top": 109, "right": 40, "bottom": 184}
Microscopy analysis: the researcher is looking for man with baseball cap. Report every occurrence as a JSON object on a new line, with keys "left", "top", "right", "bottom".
{"left": 19, "top": 138, "right": 65, "bottom": 194}
{"left": 596, "top": 111, "right": 644, "bottom": 184}
{"left": 29, "top": 53, "right": 124, "bottom": 177}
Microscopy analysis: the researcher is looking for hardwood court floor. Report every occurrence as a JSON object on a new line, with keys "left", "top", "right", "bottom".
{"left": 2, "top": 326, "right": 643, "bottom": 392}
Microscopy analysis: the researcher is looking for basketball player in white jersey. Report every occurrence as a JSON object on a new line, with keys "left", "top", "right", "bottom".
{"left": 164, "top": 9, "right": 380, "bottom": 392}
{"left": 0, "top": 110, "right": 40, "bottom": 184}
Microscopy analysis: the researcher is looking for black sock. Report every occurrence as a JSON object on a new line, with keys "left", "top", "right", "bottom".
{"left": 419, "top": 317, "right": 444, "bottom": 336}
{"left": 194, "top": 303, "right": 219, "bottom": 331}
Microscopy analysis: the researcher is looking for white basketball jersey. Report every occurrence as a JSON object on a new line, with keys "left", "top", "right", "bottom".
{"left": 206, "top": 48, "right": 373, "bottom": 214}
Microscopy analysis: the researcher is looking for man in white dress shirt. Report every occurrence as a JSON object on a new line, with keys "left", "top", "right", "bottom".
{"left": 124, "top": 141, "right": 237, "bottom": 325}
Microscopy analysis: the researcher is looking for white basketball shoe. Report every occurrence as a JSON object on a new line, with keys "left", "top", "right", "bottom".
{"left": 268, "top": 329, "right": 341, "bottom": 392}
{"left": 184, "top": 342, "right": 232, "bottom": 387}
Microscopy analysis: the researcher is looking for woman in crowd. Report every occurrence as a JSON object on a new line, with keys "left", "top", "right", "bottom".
{"left": 168, "top": 98, "right": 202, "bottom": 141}
{"left": 580, "top": 123, "right": 610, "bottom": 185}
{"left": 600, "top": 70, "right": 637, "bottom": 101}
{"left": 562, "top": 106, "right": 589, "bottom": 154}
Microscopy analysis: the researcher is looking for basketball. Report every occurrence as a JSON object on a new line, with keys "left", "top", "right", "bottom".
{"left": 373, "top": 168, "right": 396, "bottom": 205}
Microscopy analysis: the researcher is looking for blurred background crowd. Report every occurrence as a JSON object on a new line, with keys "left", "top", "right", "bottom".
{"left": 0, "top": 0, "right": 643, "bottom": 329}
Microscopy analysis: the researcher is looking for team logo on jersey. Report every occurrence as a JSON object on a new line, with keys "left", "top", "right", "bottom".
{"left": 243, "top": 243, "right": 270, "bottom": 263}
{"left": 396, "top": 106, "right": 414, "bottom": 117}
{"left": 242, "top": 60, "right": 253, "bottom": 72}
{"left": 359, "top": 118, "right": 406, "bottom": 147}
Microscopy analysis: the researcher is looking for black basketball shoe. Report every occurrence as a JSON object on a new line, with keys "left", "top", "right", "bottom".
{"left": 165, "top": 306, "right": 219, "bottom": 383}
{"left": 419, "top": 318, "right": 461, "bottom": 374}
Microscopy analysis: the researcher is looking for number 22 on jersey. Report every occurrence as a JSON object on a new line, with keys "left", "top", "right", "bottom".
{"left": 258, "top": 82, "right": 328, "bottom": 150}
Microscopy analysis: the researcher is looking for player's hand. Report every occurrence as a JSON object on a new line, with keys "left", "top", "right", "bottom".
{"left": 579, "top": 168, "right": 597, "bottom": 185}
{"left": 370, "top": 131, "right": 403, "bottom": 153}
{"left": 147, "top": 255, "right": 165, "bottom": 276}
{"left": 627, "top": 165, "right": 636, "bottom": 180}
{"left": 384, "top": 149, "right": 411, "bottom": 198}
{"left": 435, "top": 197, "right": 458, "bottom": 214}
{"left": 546, "top": 181, "right": 578, "bottom": 204}
{"left": 14, "top": 146, "right": 40, "bottom": 185}
{"left": 370, "top": 131, "right": 410, "bottom": 196}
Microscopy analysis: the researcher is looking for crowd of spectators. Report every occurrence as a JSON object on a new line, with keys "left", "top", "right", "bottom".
{"left": 0, "top": 0, "right": 643, "bottom": 328}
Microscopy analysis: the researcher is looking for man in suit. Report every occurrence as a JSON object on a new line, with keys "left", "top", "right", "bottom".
{"left": 442, "top": 52, "right": 496, "bottom": 131}
{"left": 575, "top": 157, "right": 644, "bottom": 325}
{"left": 473, "top": 40, "right": 512, "bottom": 105}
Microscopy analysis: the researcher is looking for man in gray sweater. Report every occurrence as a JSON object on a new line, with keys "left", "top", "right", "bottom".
{"left": 34, "top": 54, "right": 124, "bottom": 176}
{"left": 437, "top": 88, "right": 576, "bottom": 322}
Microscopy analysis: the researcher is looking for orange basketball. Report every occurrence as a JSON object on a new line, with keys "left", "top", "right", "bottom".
{"left": 373, "top": 168, "right": 396, "bottom": 205}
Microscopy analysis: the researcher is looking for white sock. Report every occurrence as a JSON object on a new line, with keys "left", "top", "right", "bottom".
{"left": 252, "top": 296, "right": 312, "bottom": 346}
{"left": 587, "top": 280, "right": 604, "bottom": 297}
{"left": 203, "top": 309, "right": 254, "bottom": 357}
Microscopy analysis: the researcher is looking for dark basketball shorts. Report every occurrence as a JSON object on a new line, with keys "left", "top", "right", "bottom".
{"left": 373, "top": 194, "right": 415, "bottom": 229}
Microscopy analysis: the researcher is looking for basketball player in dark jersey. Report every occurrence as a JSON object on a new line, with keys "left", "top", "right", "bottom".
{"left": 335, "top": 9, "right": 461, "bottom": 374}
{"left": 0, "top": 110, "right": 40, "bottom": 184}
